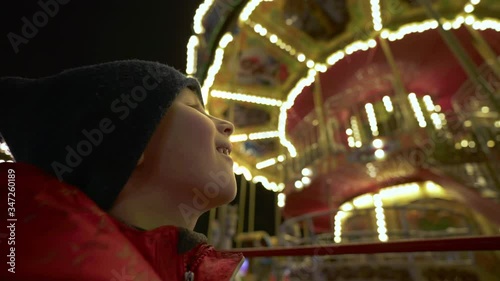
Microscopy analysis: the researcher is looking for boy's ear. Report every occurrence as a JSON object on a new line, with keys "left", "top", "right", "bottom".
{"left": 137, "top": 153, "right": 145, "bottom": 166}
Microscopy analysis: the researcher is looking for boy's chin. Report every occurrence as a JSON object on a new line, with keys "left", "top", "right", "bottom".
{"left": 213, "top": 186, "right": 238, "bottom": 206}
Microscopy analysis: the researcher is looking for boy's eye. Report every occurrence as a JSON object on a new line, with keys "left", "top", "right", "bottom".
{"left": 189, "top": 104, "right": 203, "bottom": 110}
{"left": 189, "top": 104, "right": 207, "bottom": 114}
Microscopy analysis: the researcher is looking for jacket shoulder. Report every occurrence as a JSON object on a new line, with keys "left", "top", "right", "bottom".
{"left": 0, "top": 163, "right": 162, "bottom": 281}
{"left": 191, "top": 244, "right": 245, "bottom": 281}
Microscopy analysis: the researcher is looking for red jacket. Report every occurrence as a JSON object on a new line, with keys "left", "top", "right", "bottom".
{"left": 0, "top": 163, "right": 243, "bottom": 281}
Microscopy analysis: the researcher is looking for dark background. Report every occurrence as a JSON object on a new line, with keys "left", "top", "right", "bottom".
{"left": 1, "top": 0, "right": 202, "bottom": 76}
{"left": 1, "top": 0, "right": 277, "bottom": 236}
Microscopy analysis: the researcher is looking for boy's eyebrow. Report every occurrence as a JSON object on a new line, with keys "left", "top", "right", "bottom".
{"left": 180, "top": 88, "right": 205, "bottom": 108}
{"left": 183, "top": 95, "right": 204, "bottom": 109}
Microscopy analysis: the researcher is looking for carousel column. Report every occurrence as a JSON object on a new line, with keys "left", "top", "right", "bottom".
{"left": 236, "top": 175, "right": 247, "bottom": 248}
{"left": 326, "top": 118, "right": 336, "bottom": 153}
{"left": 207, "top": 207, "right": 218, "bottom": 245}
{"left": 312, "top": 73, "right": 335, "bottom": 232}
{"left": 215, "top": 204, "right": 238, "bottom": 250}
{"left": 224, "top": 205, "right": 238, "bottom": 250}
{"left": 276, "top": 145, "right": 285, "bottom": 236}
{"left": 312, "top": 74, "right": 331, "bottom": 163}
{"left": 218, "top": 204, "right": 228, "bottom": 249}
{"left": 418, "top": 0, "right": 499, "bottom": 111}
{"left": 300, "top": 131, "right": 307, "bottom": 170}
{"left": 305, "top": 128, "right": 312, "bottom": 167}
{"left": 248, "top": 180, "right": 256, "bottom": 232}
{"left": 275, "top": 192, "right": 282, "bottom": 237}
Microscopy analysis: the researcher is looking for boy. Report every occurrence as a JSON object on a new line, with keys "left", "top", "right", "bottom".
{"left": 0, "top": 60, "right": 243, "bottom": 281}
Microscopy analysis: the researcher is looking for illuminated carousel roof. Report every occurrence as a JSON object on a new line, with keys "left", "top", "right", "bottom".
{"left": 186, "top": 0, "right": 500, "bottom": 223}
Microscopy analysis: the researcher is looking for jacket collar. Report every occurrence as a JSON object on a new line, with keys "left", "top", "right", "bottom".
{"left": 112, "top": 217, "right": 244, "bottom": 280}
{"left": 111, "top": 216, "right": 208, "bottom": 254}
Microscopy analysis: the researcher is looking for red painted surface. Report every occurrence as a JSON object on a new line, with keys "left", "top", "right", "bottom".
{"left": 286, "top": 28, "right": 500, "bottom": 133}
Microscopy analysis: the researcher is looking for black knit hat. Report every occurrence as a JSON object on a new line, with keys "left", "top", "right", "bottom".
{"left": 0, "top": 60, "right": 203, "bottom": 210}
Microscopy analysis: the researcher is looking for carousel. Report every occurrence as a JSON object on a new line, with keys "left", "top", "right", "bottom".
{"left": 184, "top": 0, "right": 500, "bottom": 280}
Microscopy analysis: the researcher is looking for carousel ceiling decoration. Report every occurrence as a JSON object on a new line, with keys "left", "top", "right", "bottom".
{"left": 186, "top": 0, "right": 500, "bottom": 219}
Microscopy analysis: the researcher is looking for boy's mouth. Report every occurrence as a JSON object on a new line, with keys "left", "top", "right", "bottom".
{"left": 216, "top": 144, "right": 232, "bottom": 156}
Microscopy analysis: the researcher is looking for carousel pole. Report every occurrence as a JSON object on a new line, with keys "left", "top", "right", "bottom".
{"left": 248, "top": 180, "right": 256, "bottom": 232}
{"left": 301, "top": 132, "right": 308, "bottom": 168}
{"left": 207, "top": 207, "right": 217, "bottom": 244}
{"left": 463, "top": 24, "right": 500, "bottom": 80}
{"left": 312, "top": 73, "right": 330, "bottom": 171}
{"left": 378, "top": 37, "right": 417, "bottom": 130}
{"left": 304, "top": 129, "right": 311, "bottom": 166}
{"left": 236, "top": 175, "right": 248, "bottom": 248}
{"left": 300, "top": 126, "right": 307, "bottom": 170}
{"left": 418, "top": 0, "right": 499, "bottom": 111}
{"left": 275, "top": 192, "right": 282, "bottom": 237}
{"left": 275, "top": 145, "right": 285, "bottom": 236}
{"left": 312, "top": 73, "right": 335, "bottom": 232}
{"left": 218, "top": 204, "right": 228, "bottom": 249}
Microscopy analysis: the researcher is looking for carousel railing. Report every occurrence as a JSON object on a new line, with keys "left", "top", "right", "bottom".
{"left": 278, "top": 204, "right": 493, "bottom": 248}
{"left": 229, "top": 236, "right": 500, "bottom": 281}
{"left": 234, "top": 195, "right": 499, "bottom": 280}
{"left": 231, "top": 236, "right": 500, "bottom": 257}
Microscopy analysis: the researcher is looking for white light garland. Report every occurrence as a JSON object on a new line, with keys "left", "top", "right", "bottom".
{"left": 327, "top": 39, "right": 377, "bottom": 65}
{"left": 239, "top": 0, "right": 263, "bottom": 21}
{"left": 370, "top": 0, "right": 383, "bottom": 31}
{"left": 230, "top": 134, "right": 249, "bottom": 143}
{"left": 233, "top": 162, "right": 285, "bottom": 192}
{"left": 193, "top": 0, "right": 215, "bottom": 34}
{"left": 365, "top": 103, "right": 379, "bottom": 137}
{"left": 278, "top": 69, "right": 317, "bottom": 157}
{"left": 373, "top": 194, "right": 388, "bottom": 242}
{"left": 211, "top": 90, "right": 283, "bottom": 106}
{"left": 350, "top": 116, "right": 362, "bottom": 148}
{"left": 249, "top": 131, "right": 280, "bottom": 140}
{"left": 382, "top": 96, "right": 394, "bottom": 112}
{"left": 408, "top": 93, "right": 427, "bottom": 128}
{"left": 277, "top": 193, "right": 286, "bottom": 207}
{"left": 186, "top": 36, "right": 199, "bottom": 75}
{"left": 201, "top": 33, "right": 234, "bottom": 104}
{"left": 464, "top": 0, "right": 480, "bottom": 14}
{"left": 245, "top": 20, "right": 319, "bottom": 69}
{"left": 334, "top": 211, "right": 347, "bottom": 243}
{"left": 256, "top": 158, "right": 277, "bottom": 169}
{"left": 380, "top": 15, "right": 500, "bottom": 42}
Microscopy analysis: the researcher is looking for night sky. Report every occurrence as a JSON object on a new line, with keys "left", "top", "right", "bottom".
{"left": 1, "top": 0, "right": 277, "bottom": 236}
{"left": 1, "top": 0, "right": 202, "bottom": 76}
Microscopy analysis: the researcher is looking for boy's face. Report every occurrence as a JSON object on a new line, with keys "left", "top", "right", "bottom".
{"left": 142, "top": 88, "right": 236, "bottom": 211}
